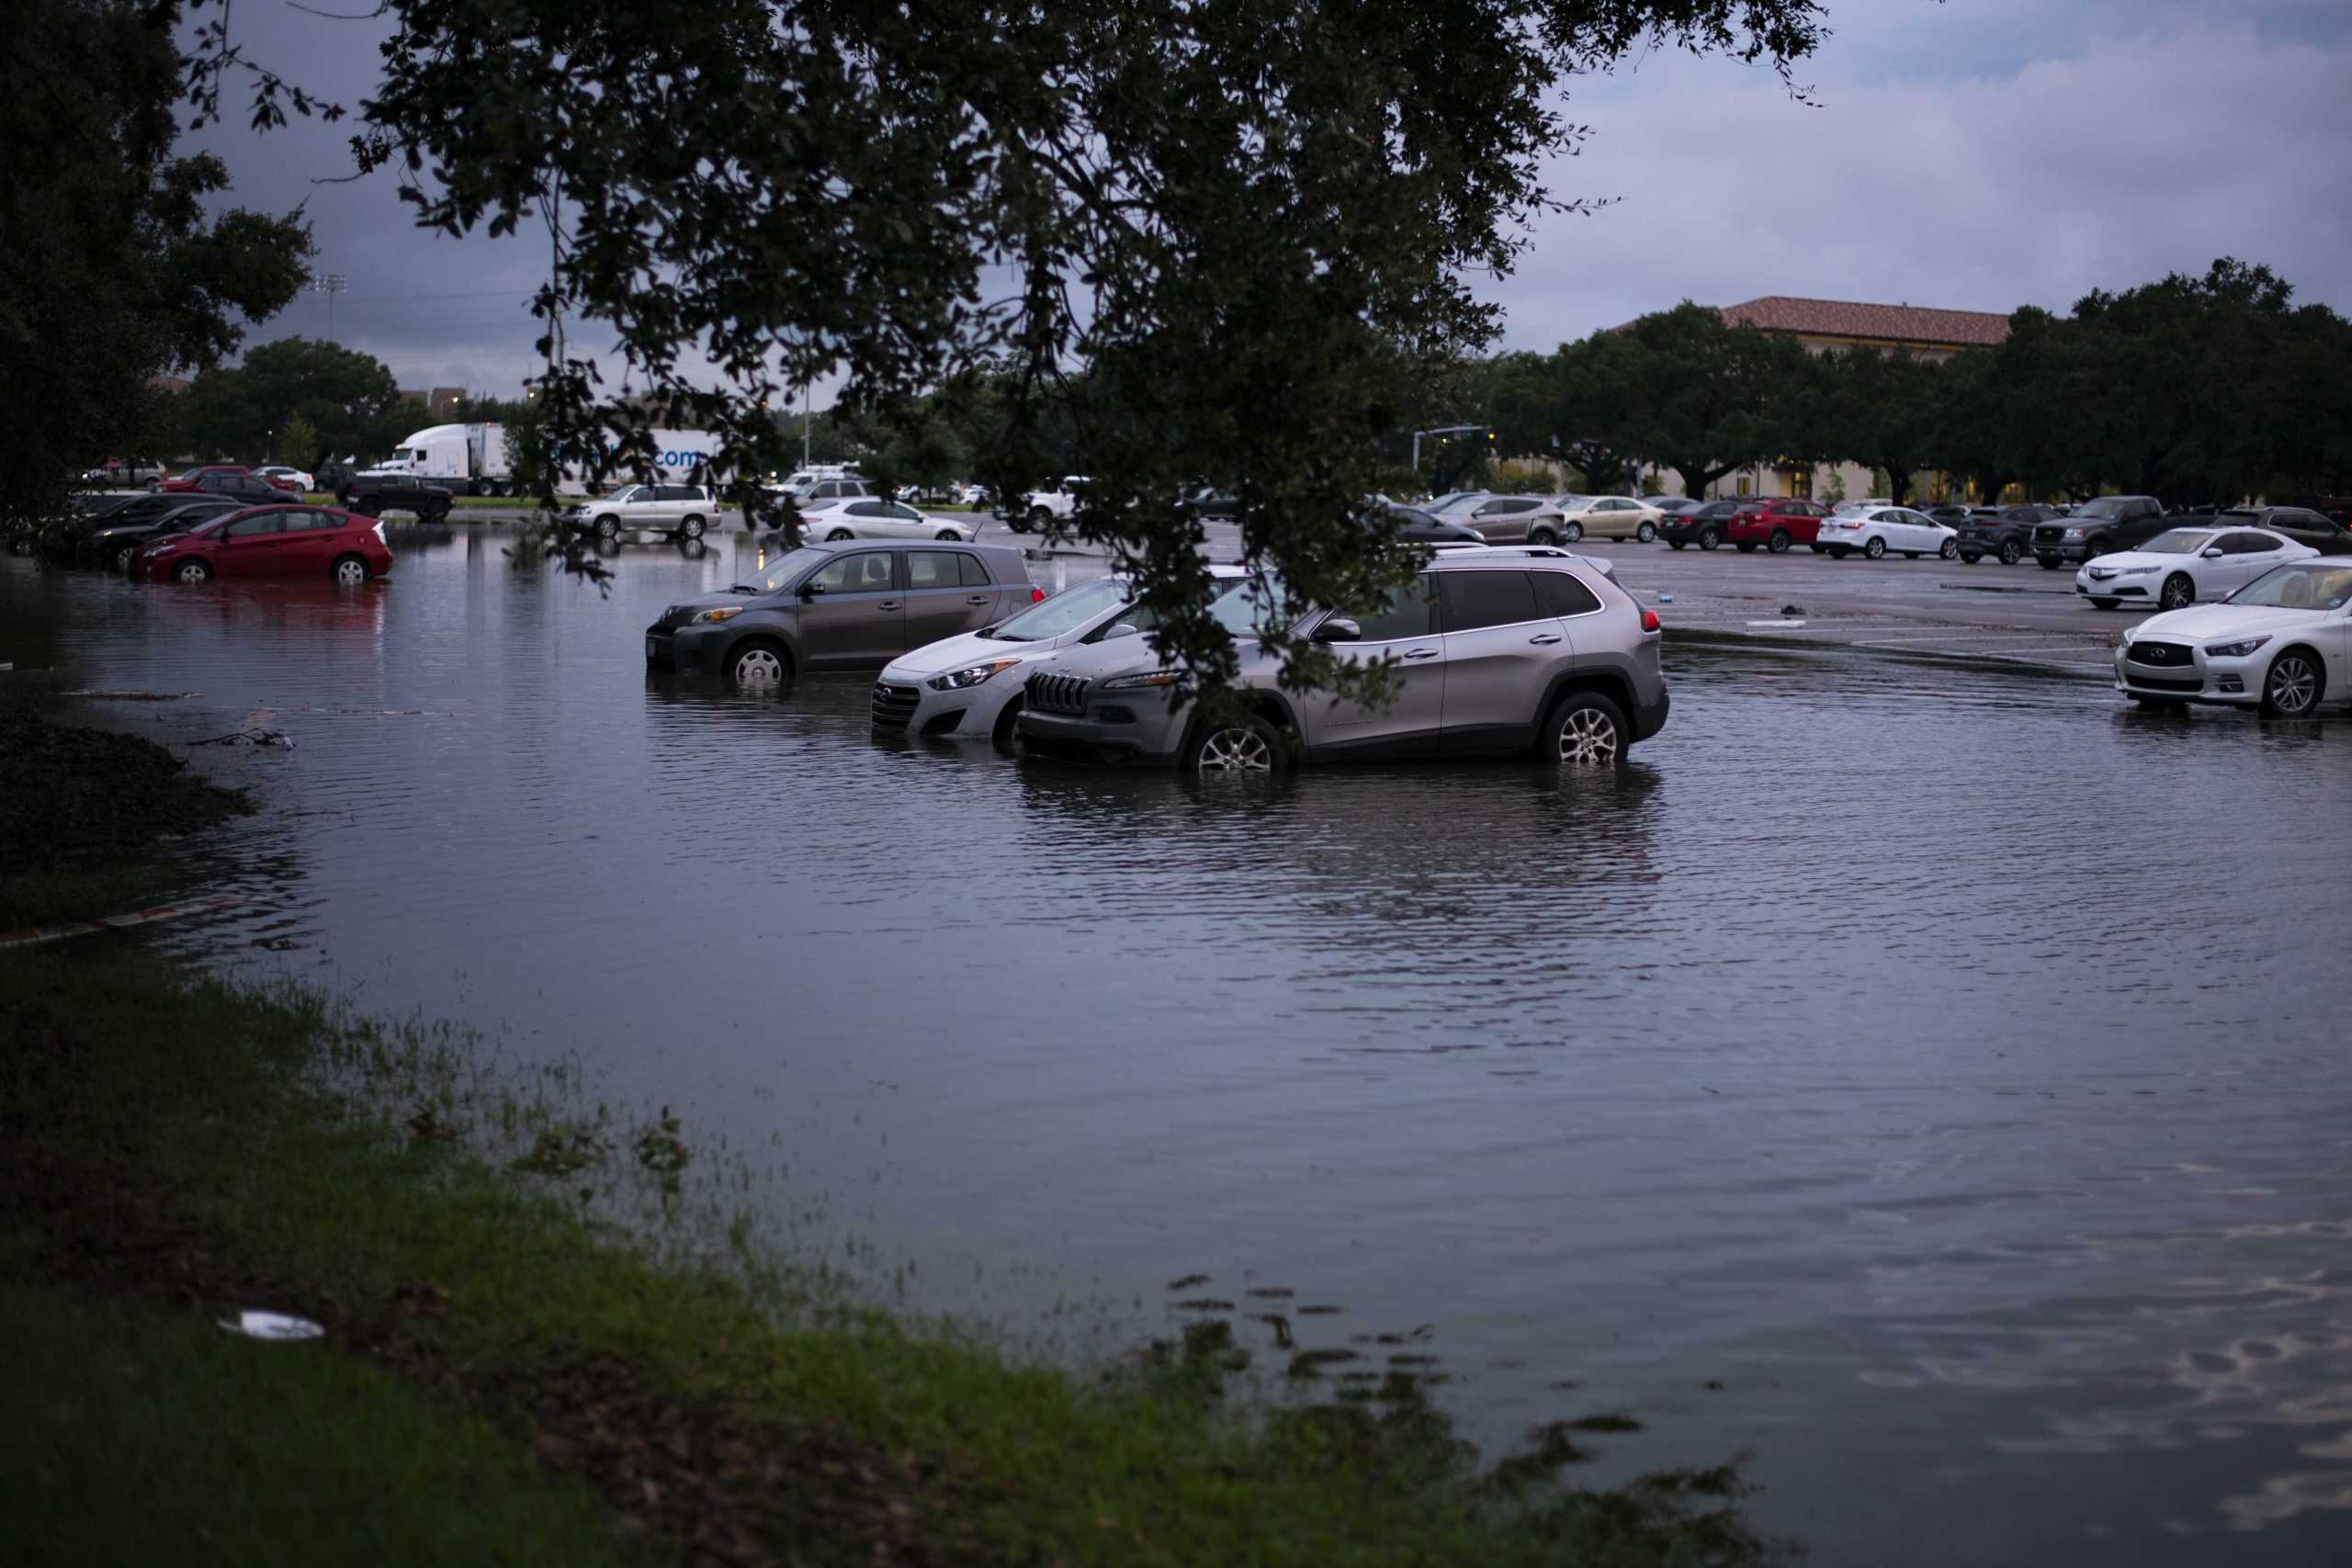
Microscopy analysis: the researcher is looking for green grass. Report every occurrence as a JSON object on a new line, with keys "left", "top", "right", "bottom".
{"left": 0, "top": 954, "right": 1780, "bottom": 1566}
{"left": 0, "top": 1277, "right": 636, "bottom": 1568}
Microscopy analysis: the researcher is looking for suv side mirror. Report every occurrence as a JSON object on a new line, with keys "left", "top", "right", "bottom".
{"left": 1314, "top": 616, "right": 1361, "bottom": 644}
{"left": 798, "top": 580, "right": 827, "bottom": 598}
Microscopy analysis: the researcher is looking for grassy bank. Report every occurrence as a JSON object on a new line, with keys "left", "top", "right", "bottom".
{"left": 1, "top": 712, "right": 1780, "bottom": 1565}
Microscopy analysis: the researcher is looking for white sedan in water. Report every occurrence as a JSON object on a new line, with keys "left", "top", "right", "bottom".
{"left": 2076, "top": 525, "right": 2313, "bottom": 611}
{"left": 1818, "top": 506, "right": 1958, "bottom": 559}
{"left": 874, "top": 566, "right": 1251, "bottom": 750}
{"left": 2114, "top": 559, "right": 2352, "bottom": 716}
{"left": 799, "top": 497, "right": 978, "bottom": 542}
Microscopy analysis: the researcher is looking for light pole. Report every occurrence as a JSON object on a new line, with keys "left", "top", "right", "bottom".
{"left": 1411, "top": 423, "right": 1492, "bottom": 472}
{"left": 310, "top": 272, "right": 346, "bottom": 343}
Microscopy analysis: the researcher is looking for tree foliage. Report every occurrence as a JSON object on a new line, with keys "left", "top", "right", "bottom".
{"left": 1, "top": 1, "right": 311, "bottom": 521}
{"left": 183, "top": 336, "right": 408, "bottom": 464}
{"left": 189, "top": 0, "right": 1827, "bottom": 703}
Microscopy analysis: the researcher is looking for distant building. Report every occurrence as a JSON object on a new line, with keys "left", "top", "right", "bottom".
{"left": 1644, "top": 296, "right": 2014, "bottom": 503}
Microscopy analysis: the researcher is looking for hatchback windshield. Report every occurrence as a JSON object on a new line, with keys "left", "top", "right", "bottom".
{"left": 2228, "top": 563, "right": 2352, "bottom": 611}
{"left": 983, "top": 577, "right": 1129, "bottom": 641}
{"left": 2139, "top": 529, "right": 2217, "bottom": 555}
{"left": 735, "top": 547, "right": 830, "bottom": 594}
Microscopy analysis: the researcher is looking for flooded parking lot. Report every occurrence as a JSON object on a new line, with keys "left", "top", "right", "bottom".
{"left": 6, "top": 524, "right": 2351, "bottom": 1565}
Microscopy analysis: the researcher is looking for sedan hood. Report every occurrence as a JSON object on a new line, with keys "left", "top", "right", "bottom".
{"left": 886, "top": 628, "right": 1058, "bottom": 678}
{"left": 2128, "top": 604, "right": 2335, "bottom": 642}
{"left": 2087, "top": 549, "right": 2200, "bottom": 574}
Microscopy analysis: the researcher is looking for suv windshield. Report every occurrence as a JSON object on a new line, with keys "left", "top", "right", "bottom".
{"left": 1208, "top": 574, "right": 1297, "bottom": 637}
{"left": 2229, "top": 562, "right": 2352, "bottom": 610}
{"left": 736, "top": 547, "right": 830, "bottom": 594}
{"left": 984, "top": 577, "right": 1128, "bottom": 641}
{"left": 2140, "top": 529, "right": 2216, "bottom": 555}
{"left": 2075, "top": 497, "right": 2132, "bottom": 520}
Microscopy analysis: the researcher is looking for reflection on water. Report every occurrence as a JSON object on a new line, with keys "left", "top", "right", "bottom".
{"left": 7, "top": 525, "right": 2352, "bottom": 1566}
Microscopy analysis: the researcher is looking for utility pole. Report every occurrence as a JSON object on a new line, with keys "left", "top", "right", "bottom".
{"left": 801, "top": 381, "right": 812, "bottom": 468}
{"left": 311, "top": 272, "right": 347, "bottom": 343}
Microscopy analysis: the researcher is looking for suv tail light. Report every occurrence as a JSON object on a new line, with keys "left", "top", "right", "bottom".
{"left": 1030, "top": 586, "right": 1046, "bottom": 602}
{"left": 1640, "top": 609, "right": 1660, "bottom": 633}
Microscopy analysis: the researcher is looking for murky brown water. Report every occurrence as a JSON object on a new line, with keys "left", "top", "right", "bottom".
{"left": 7, "top": 525, "right": 2352, "bottom": 1564}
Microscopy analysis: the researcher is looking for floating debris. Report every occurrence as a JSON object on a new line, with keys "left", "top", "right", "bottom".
{"left": 219, "top": 1310, "right": 323, "bottom": 1342}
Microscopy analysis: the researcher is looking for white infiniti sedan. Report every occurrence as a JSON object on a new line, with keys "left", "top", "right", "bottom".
{"left": 2113, "top": 559, "right": 2352, "bottom": 717}
{"left": 874, "top": 566, "right": 1249, "bottom": 750}
{"left": 2077, "top": 525, "right": 2313, "bottom": 611}
{"left": 1818, "top": 505, "right": 1958, "bottom": 560}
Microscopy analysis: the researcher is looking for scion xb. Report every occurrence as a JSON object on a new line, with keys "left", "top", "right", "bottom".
{"left": 1016, "top": 547, "right": 1668, "bottom": 773}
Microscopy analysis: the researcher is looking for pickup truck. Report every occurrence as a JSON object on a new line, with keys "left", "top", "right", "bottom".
{"left": 1009, "top": 476, "right": 1091, "bottom": 533}
{"left": 2031, "top": 496, "right": 2167, "bottom": 569}
{"left": 336, "top": 472, "right": 456, "bottom": 522}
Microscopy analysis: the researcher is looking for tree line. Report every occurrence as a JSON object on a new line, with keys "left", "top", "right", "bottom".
{"left": 1460, "top": 259, "right": 2352, "bottom": 507}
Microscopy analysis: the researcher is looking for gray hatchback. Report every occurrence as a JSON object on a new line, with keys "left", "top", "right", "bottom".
{"left": 646, "top": 539, "right": 1040, "bottom": 683}
{"left": 1017, "top": 547, "right": 1668, "bottom": 773}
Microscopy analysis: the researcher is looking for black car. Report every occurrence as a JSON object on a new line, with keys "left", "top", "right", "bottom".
{"left": 83, "top": 497, "right": 243, "bottom": 571}
{"left": 1955, "top": 502, "right": 2067, "bottom": 566}
{"left": 335, "top": 471, "right": 455, "bottom": 521}
{"left": 1659, "top": 497, "right": 1742, "bottom": 551}
{"left": 1914, "top": 501, "right": 1975, "bottom": 527}
{"left": 2277, "top": 495, "right": 2351, "bottom": 529}
{"left": 2166, "top": 505, "right": 2352, "bottom": 558}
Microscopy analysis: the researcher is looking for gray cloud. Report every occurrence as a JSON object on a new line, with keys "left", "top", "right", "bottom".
{"left": 190, "top": 5, "right": 2352, "bottom": 396}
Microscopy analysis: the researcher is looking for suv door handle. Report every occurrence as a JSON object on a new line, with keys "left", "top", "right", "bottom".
{"left": 965, "top": 595, "right": 990, "bottom": 605}
{"left": 1528, "top": 633, "right": 1562, "bottom": 645}
{"left": 877, "top": 600, "right": 901, "bottom": 611}
{"left": 1403, "top": 648, "right": 1439, "bottom": 660}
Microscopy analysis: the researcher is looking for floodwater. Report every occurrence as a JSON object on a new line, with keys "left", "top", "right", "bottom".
{"left": 7, "top": 525, "right": 2352, "bottom": 1566}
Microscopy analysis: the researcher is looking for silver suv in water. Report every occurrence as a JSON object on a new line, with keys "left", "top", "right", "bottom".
{"left": 1016, "top": 547, "right": 1668, "bottom": 773}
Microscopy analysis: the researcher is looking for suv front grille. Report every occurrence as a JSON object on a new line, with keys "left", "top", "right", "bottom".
{"left": 1024, "top": 670, "right": 1090, "bottom": 716}
{"left": 2127, "top": 641, "right": 2193, "bottom": 668}
{"left": 870, "top": 682, "right": 920, "bottom": 729}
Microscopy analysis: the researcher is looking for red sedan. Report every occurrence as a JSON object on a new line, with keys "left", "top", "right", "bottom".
{"left": 1724, "top": 497, "right": 1835, "bottom": 554}
{"left": 155, "top": 464, "right": 253, "bottom": 493}
{"left": 139, "top": 504, "right": 393, "bottom": 585}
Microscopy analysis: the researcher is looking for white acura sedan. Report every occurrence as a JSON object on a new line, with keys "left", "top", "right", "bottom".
{"left": 2076, "top": 525, "right": 2312, "bottom": 611}
{"left": 2113, "top": 560, "right": 2352, "bottom": 717}
{"left": 804, "top": 497, "right": 978, "bottom": 542}
{"left": 874, "top": 566, "right": 1250, "bottom": 750}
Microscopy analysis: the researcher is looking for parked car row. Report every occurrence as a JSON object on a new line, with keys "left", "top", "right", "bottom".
{"left": 645, "top": 539, "right": 1671, "bottom": 776}
{"left": 6, "top": 491, "right": 393, "bottom": 584}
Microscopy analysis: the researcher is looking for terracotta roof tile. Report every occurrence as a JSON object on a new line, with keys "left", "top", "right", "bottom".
{"left": 1713, "top": 296, "right": 2010, "bottom": 348}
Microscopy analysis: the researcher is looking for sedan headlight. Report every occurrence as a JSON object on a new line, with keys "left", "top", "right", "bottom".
{"left": 926, "top": 659, "right": 1022, "bottom": 691}
{"left": 1100, "top": 670, "right": 1183, "bottom": 690}
{"left": 2203, "top": 636, "right": 2271, "bottom": 659}
{"left": 689, "top": 606, "right": 743, "bottom": 626}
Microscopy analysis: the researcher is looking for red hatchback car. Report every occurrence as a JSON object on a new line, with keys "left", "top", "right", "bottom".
{"left": 139, "top": 504, "right": 393, "bottom": 585}
{"left": 1724, "top": 497, "right": 1834, "bottom": 554}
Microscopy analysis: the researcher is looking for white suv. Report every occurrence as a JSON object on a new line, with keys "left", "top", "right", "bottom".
{"left": 574, "top": 482, "right": 719, "bottom": 541}
{"left": 1012, "top": 476, "right": 1091, "bottom": 532}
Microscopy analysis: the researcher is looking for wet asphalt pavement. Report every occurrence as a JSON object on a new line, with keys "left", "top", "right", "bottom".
{"left": 6, "top": 524, "right": 2351, "bottom": 1567}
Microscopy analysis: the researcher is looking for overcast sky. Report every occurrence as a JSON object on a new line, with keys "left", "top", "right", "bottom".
{"left": 198, "top": 0, "right": 2352, "bottom": 400}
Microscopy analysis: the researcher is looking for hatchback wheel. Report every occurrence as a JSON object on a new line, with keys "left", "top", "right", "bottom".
{"left": 330, "top": 554, "right": 370, "bottom": 586}
{"left": 1998, "top": 539, "right": 2024, "bottom": 566}
{"left": 729, "top": 640, "right": 792, "bottom": 687}
{"left": 1634, "top": 521, "right": 1657, "bottom": 544}
{"left": 2159, "top": 573, "right": 2195, "bottom": 611}
{"left": 1939, "top": 539, "right": 1959, "bottom": 559}
{"left": 175, "top": 558, "right": 211, "bottom": 583}
{"left": 679, "top": 513, "right": 707, "bottom": 540}
{"left": 1561, "top": 520, "right": 1584, "bottom": 543}
{"left": 1768, "top": 529, "right": 1792, "bottom": 555}
{"left": 1697, "top": 525, "right": 1721, "bottom": 551}
{"left": 991, "top": 696, "right": 1025, "bottom": 757}
{"left": 2261, "top": 649, "right": 2323, "bottom": 717}
{"left": 1185, "top": 715, "right": 1286, "bottom": 776}
{"left": 1545, "top": 691, "right": 1625, "bottom": 768}
{"left": 1862, "top": 536, "right": 1886, "bottom": 560}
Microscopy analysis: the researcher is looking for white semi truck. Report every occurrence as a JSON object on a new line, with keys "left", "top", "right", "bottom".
{"left": 366, "top": 423, "right": 724, "bottom": 497}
